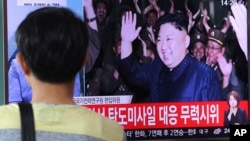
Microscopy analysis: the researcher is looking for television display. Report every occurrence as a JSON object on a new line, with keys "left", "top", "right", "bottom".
{"left": 4, "top": 0, "right": 250, "bottom": 140}
{"left": 4, "top": 0, "right": 84, "bottom": 102}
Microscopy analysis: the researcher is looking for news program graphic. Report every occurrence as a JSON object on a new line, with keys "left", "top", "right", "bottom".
{"left": 230, "top": 125, "right": 250, "bottom": 140}
{"left": 6, "top": 0, "right": 83, "bottom": 60}
{"left": 224, "top": 91, "right": 249, "bottom": 127}
{"left": 4, "top": 0, "right": 249, "bottom": 140}
{"left": 221, "top": 0, "right": 245, "bottom": 6}
{"left": 83, "top": 101, "right": 248, "bottom": 140}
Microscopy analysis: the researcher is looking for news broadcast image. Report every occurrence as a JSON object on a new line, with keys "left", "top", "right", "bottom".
{"left": 4, "top": 0, "right": 249, "bottom": 140}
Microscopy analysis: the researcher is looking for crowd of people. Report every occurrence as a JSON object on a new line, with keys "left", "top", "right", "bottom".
{"left": 85, "top": 0, "right": 248, "bottom": 102}
{"left": 8, "top": 0, "right": 248, "bottom": 103}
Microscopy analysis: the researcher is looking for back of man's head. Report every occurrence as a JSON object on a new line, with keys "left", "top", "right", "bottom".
{"left": 15, "top": 7, "right": 89, "bottom": 83}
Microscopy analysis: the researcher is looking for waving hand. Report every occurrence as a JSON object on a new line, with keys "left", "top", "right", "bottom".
{"left": 121, "top": 11, "right": 141, "bottom": 59}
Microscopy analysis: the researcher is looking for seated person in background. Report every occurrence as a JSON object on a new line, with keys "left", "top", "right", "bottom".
{"left": 0, "top": 7, "right": 126, "bottom": 141}
{"left": 118, "top": 11, "right": 222, "bottom": 102}
{"left": 224, "top": 91, "right": 248, "bottom": 127}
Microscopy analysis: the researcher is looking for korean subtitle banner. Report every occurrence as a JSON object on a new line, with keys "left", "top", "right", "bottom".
{"left": 83, "top": 101, "right": 249, "bottom": 129}
{"left": 17, "top": 0, "right": 66, "bottom": 7}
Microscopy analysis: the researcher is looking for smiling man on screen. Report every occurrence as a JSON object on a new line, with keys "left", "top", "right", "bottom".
{"left": 118, "top": 11, "right": 223, "bottom": 102}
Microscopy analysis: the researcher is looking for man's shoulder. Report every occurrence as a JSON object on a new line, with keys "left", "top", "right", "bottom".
{"left": 78, "top": 106, "right": 126, "bottom": 141}
{"left": 82, "top": 106, "right": 123, "bottom": 129}
{"left": 0, "top": 104, "right": 126, "bottom": 141}
{"left": 9, "top": 58, "right": 19, "bottom": 67}
{"left": 0, "top": 104, "right": 20, "bottom": 129}
{"left": 0, "top": 104, "right": 19, "bottom": 115}
{"left": 68, "top": 105, "right": 124, "bottom": 129}
{"left": 9, "top": 58, "right": 24, "bottom": 74}
{"left": 189, "top": 56, "right": 214, "bottom": 73}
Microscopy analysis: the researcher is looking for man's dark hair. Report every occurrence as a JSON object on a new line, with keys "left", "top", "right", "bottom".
{"left": 153, "top": 11, "right": 189, "bottom": 35}
{"left": 15, "top": 7, "right": 89, "bottom": 83}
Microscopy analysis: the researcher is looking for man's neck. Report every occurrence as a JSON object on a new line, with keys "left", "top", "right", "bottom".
{"left": 30, "top": 79, "right": 76, "bottom": 105}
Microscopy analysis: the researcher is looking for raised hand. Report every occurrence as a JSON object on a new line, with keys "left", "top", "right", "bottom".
{"left": 120, "top": 11, "right": 141, "bottom": 59}
{"left": 202, "top": 9, "right": 211, "bottom": 32}
{"left": 217, "top": 53, "right": 233, "bottom": 88}
{"left": 133, "top": 0, "right": 138, "bottom": 3}
{"left": 169, "top": 0, "right": 174, "bottom": 14}
{"left": 133, "top": 0, "right": 142, "bottom": 14}
{"left": 187, "top": 10, "right": 195, "bottom": 33}
{"left": 229, "top": 3, "right": 247, "bottom": 60}
{"left": 121, "top": 11, "right": 141, "bottom": 43}
{"left": 221, "top": 13, "right": 232, "bottom": 33}
{"left": 83, "top": 0, "right": 97, "bottom": 31}
{"left": 148, "top": 0, "right": 157, "bottom": 5}
{"left": 83, "top": 0, "right": 92, "bottom": 8}
{"left": 217, "top": 53, "right": 233, "bottom": 78}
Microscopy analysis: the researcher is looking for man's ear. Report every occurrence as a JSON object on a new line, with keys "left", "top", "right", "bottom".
{"left": 16, "top": 53, "right": 30, "bottom": 75}
{"left": 80, "top": 52, "right": 89, "bottom": 70}
{"left": 185, "top": 35, "right": 191, "bottom": 49}
{"left": 221, "top": 47, "right": 226, "bottom": 54}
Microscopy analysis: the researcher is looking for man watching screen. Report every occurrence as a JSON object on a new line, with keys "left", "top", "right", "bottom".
{"left": 0, "top": 7, "right": 126, "bottom": 141}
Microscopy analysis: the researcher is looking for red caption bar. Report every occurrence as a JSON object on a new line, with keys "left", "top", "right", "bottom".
{"left": 83, "top": 101, "right": 248, "bottom": 129}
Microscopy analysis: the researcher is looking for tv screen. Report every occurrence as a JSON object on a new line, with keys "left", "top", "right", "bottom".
{"left": 4, "top": 0, "right": 250, "bottom": 140}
